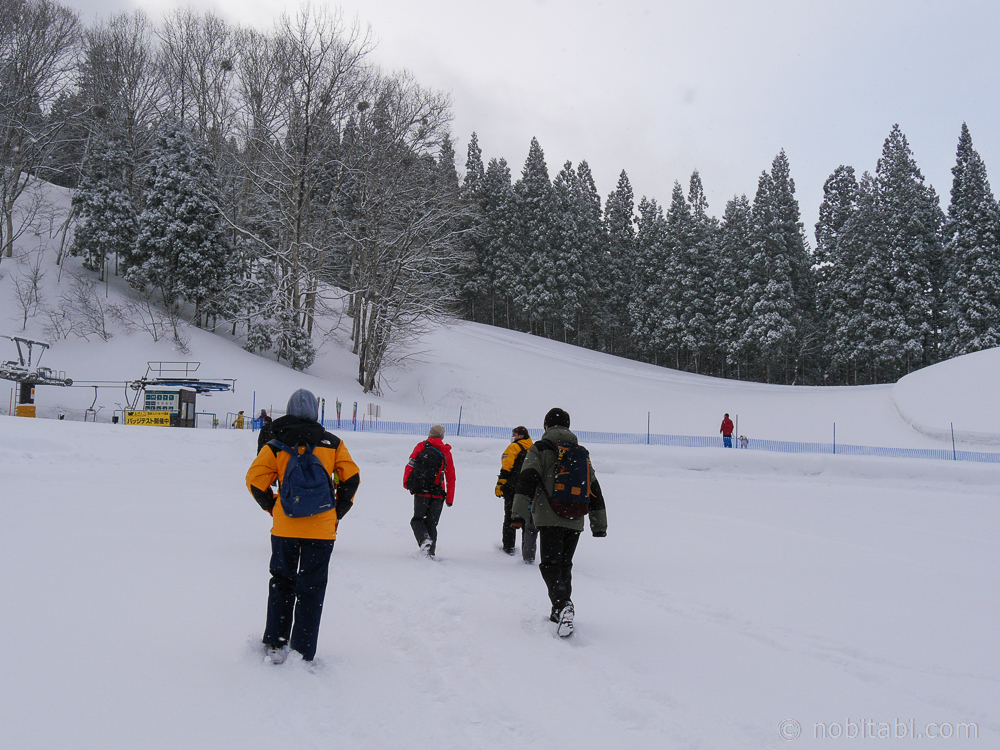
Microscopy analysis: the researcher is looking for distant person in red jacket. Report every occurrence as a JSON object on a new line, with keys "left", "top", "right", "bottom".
{"left": 403, "top": 424, "right": 456, "bottom": 558}
{"left": 720, "top": 413, "right": 734, "bottom": 448}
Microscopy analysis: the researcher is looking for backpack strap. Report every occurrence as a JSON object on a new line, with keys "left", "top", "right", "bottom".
{"left": 267, "top": 438, "right": 290, "bottom": 456}
{"left": 424, "top": 442, "right": 445, "bottom": 479}
{"left": 268, "top": 439, "right": 315, "bottom": 456}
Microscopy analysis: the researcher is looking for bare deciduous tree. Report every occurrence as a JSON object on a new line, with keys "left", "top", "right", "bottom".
{"left": 79, "top": 10, "right": 162, "bottom": 199}
{"left": 12, "top": 249, "right": 46, "bottom": 328}
{"left": 0, "top": 0, "right": 80, "bottom": 262}
{"left": 41, "top": 297, "right": 79, "bottom": 339}
{"left": 60, "top": 272, "right": 112, "bottom": 340}
{"left": 157, "top": 8, "right": 236, "bottom": 158}
{"left": 340, "top": 71, "right": 469, "bottom": 393}
{"left": 111, "top": 286, "right": 190, "bottom": 353}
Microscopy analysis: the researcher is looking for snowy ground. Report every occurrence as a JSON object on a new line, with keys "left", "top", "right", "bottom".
{"left": 2, "top": 178, "right": 998, "bottom": 748}
{"left": 1, "top": 417, "right": 997, "bottom": 749}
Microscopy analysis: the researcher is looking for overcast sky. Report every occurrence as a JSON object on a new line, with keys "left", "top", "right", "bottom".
{"left": 66, "top": 0, "right": 1000, "bottom": 243}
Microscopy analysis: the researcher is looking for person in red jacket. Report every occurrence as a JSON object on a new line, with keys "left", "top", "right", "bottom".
{"left": 720, "top": 413, "right": 734, "bottom": 448}
{"left": 403, "top": 424, "right": 456, "bottom": 558}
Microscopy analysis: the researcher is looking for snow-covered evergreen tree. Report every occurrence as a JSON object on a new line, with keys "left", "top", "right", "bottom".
{"left": 573, "top": 160, "right": 605, "bottom": 347}
{"left": 457, "top": 132, "right": 489, "bottom": 321}
{"left": 437, "top": 134, "right": 459, "bottom": 191}
{"left": 869, "top": 125, "right": 944, "bottom": 378}
{"left": 511, "top": 137, "right": 554, "bottom": 332}
{"left": 814, "top": 165, "right": 859, "bottom": 379}
{"left": 828, "top": 172, "right": 878, "bottom": 382}
{"left": 717, "top": 194, "right": 753, "bottom": 377}
{"left": 629, "top": 195, "right": 669, "bottom": 363}
{"left": 601, "top": 170, "right": 636, "bottom": 355}
{"left": 128, "top": 123, "right": 231, "bottom": 326}
{"left": 432, "top": 135, "right": 466, "bottom": 303}
{"left": 547, "top": 161, "right": 589, "bottom": 341}
{"left": 274, "top": 307, "right": 316, "bottom": 371}
{"left": 462, "top": 132, "right": 485, "bottom": 195}
{"left": 678, "top": 171, "right": 719, "bottom": 372}
{"left": 481, "top": 157, "right": 516, "bottom": 327}
{"left": 739, "top": 151, "right": 812, "bottom": 383}
{"left": 660, "top": 181, "right": 692, "bottom": 367}
{"left": 942, "top": 123, "right": 1000, "bottom": 356}
{"left": 69, "top": 134, "right": 137, "bottom": 279}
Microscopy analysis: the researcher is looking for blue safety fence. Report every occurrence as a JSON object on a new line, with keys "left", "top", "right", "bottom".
{"left": 313, "top": 418, "right": 1000, "bottom": 465}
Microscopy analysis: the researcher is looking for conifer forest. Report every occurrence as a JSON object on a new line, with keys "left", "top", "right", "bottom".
{"left": 4, "top": 0, "right": 999, "bottom": 392}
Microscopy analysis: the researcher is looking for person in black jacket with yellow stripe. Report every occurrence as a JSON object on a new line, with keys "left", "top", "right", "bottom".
{"left": 495, "top": 426, "right": 536, "bottom": 561}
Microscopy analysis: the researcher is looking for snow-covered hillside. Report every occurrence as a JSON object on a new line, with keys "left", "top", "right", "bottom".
{"left": 2, "top": 178, "right": 998, "bottom": 748}
{"left": 1, "top": 183, "right": 996, "bottom": 451}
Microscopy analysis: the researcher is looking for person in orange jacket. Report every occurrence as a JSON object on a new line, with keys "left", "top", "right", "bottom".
{"left": 246, "top": 388, "right": 360, "bottom": 665}
{"left": 403, "top": 424, "right": 455, "bottom": 558}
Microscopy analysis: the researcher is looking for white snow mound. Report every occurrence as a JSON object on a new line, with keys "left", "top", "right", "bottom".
{"left": 892, "top": 347, "right": 1000, "bottom": 444}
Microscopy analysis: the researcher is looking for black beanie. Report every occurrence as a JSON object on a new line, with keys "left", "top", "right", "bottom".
{"left": 543, "top": 407, "right": 570, "bottom": 429}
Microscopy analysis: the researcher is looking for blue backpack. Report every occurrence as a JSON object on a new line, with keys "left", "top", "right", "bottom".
{"left": 268, "top": 440, "right": 335, "bottom": 518}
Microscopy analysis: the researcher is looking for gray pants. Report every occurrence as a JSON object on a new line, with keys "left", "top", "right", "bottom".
{"left": 503, "top": 495, "right": 538, "bottom": 562}
{"left": 521, "top": 513, "right": 538, "bottom": 562}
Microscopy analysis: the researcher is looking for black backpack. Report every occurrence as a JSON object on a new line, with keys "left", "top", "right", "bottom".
{"left": 539, "top": 440, "right": 591, "bottom": 519}
{"left": 405, "top": 441, "right": 445, "bottom": 496}
{"left": 511, "top": 441, "right": 530, "bottom": 477}
{"left": 499, "top": 441, "right": 531, "bottom": 498}
{"left": 268, "top": 440, "right": 336, "bottom": 518}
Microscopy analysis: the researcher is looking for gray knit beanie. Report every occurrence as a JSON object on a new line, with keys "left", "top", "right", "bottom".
{"left": 286, "top": 388, "right": 319, "bottom": 422}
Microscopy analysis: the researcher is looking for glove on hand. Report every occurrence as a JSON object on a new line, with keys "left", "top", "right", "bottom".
{"left": 256, "top": 488, "right": 276, "bottom": 515}
{"left": 446, "top": 499, "right": 453, "bottom": 507}
{"left": 592, "top": 530, "right": 606, "bottom": 538}
{"left": 510, "top": 517, "right": 524, "bottom": 529}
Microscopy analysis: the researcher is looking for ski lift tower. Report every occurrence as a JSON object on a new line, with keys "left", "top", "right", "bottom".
{"left": 0, "top": 336, "right": 74, "bottom": 417}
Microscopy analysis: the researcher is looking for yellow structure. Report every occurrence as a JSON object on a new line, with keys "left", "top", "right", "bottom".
{"left": 15, "top": 404, "right": 36, "bottom": 418}
{"left": 125, "top": 410, "right": 171, "bottom": 426}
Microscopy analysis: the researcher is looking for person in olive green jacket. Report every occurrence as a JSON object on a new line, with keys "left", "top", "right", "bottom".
{"left": 511, "top": 407, "right": 607, "bottom": 636}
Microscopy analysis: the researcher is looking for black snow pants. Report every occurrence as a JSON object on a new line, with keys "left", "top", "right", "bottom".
{"left": 410, "top": 494, "right": 445, "bottom": 555}
{"left": 538, "top": 526, "right": 581, "bottom": 609}
{"left": 263, "top": 535, "right": 335, "bottom": 661}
